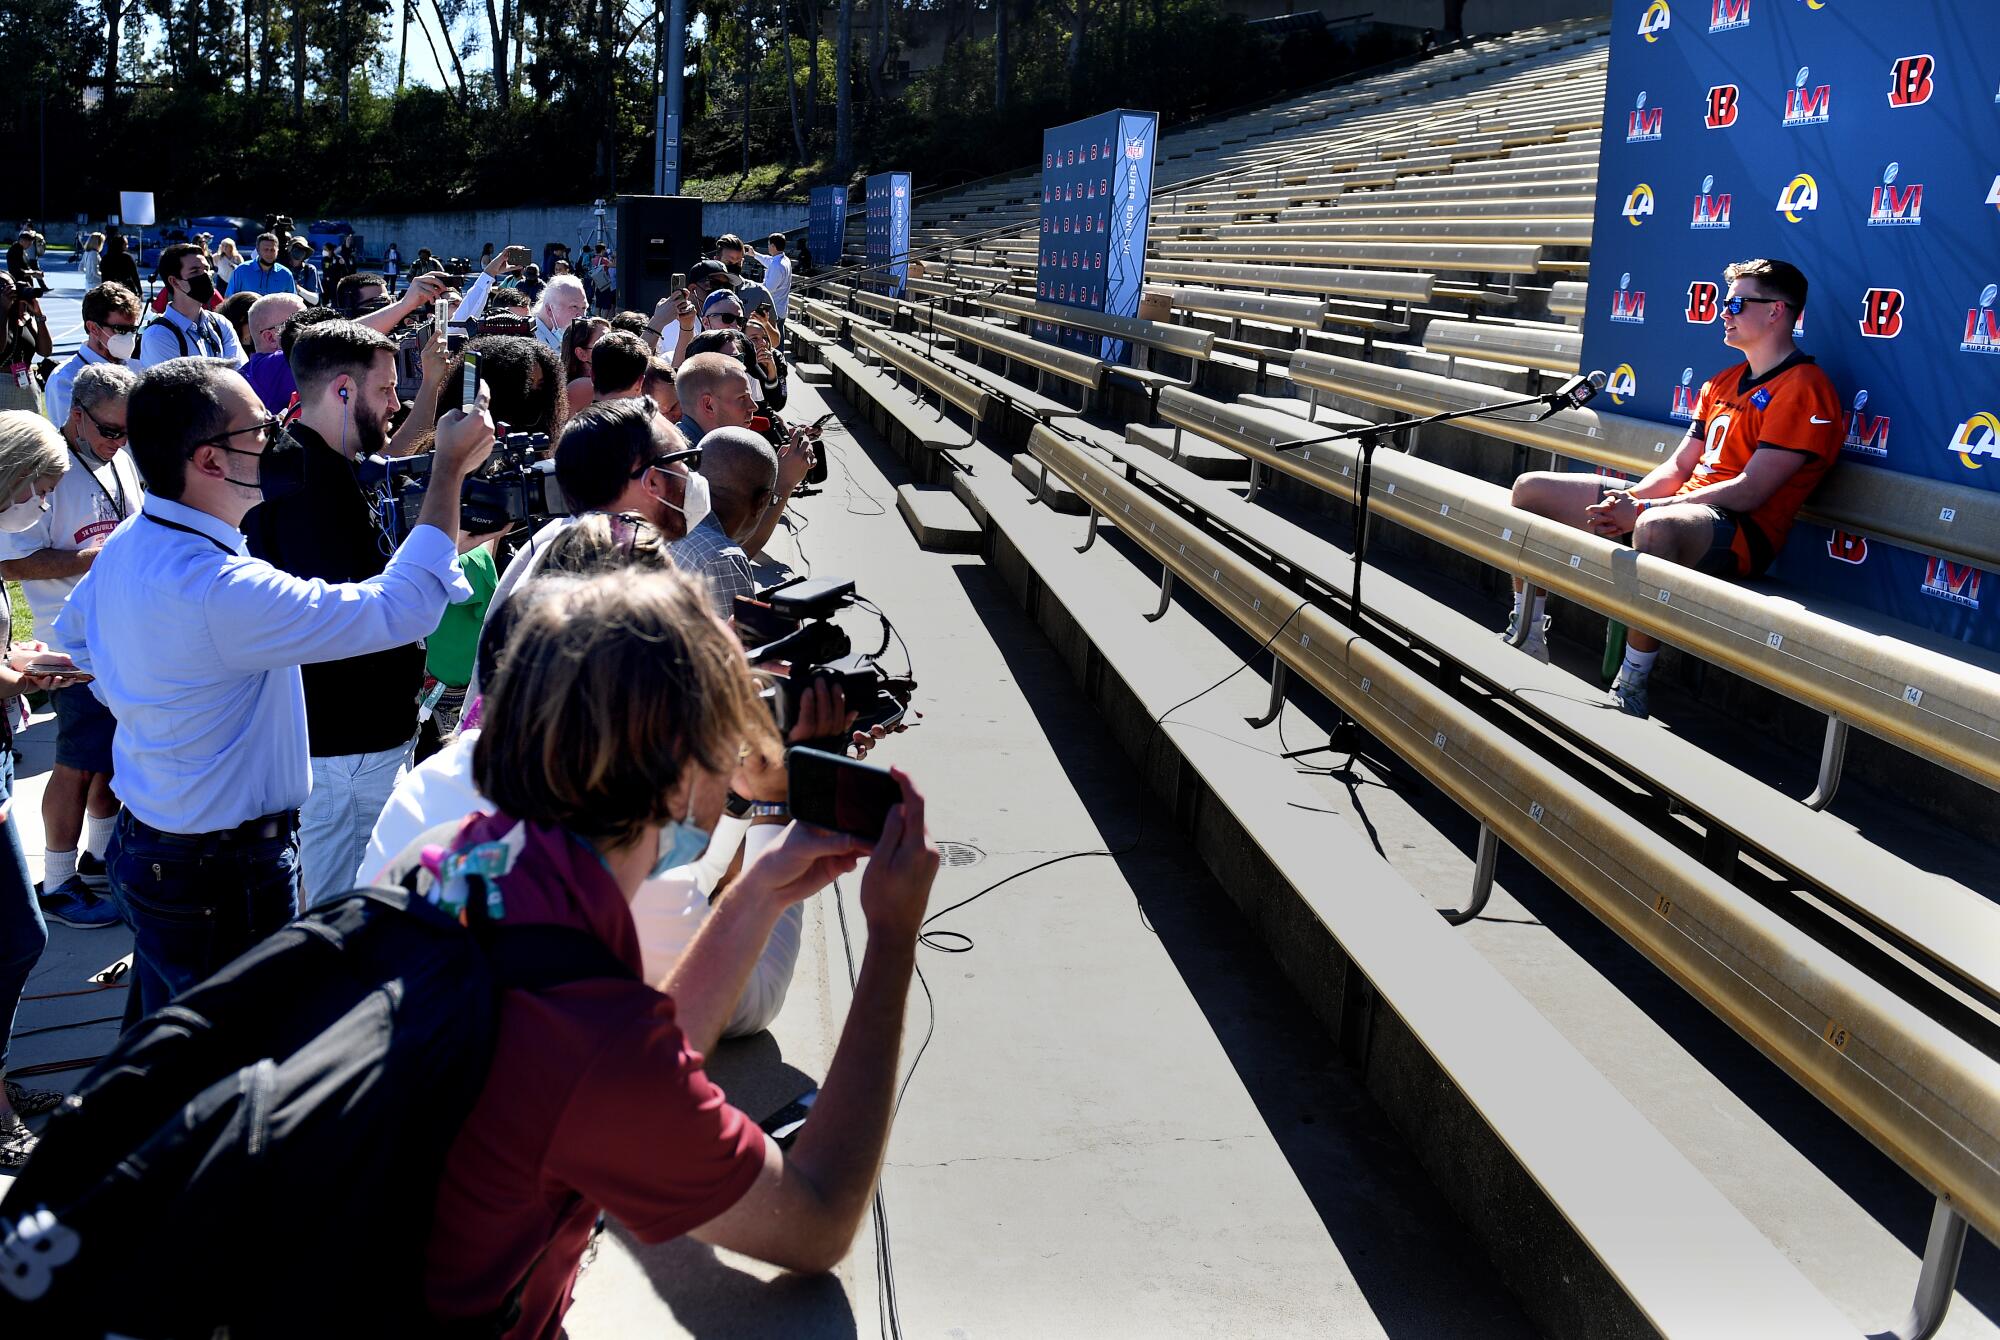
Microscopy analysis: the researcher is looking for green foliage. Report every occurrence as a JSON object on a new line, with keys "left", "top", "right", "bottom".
{"left": 7, "top": 0, "right": 1409, "bottom": 217}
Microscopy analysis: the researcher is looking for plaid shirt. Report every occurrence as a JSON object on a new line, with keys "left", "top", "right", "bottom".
{"left": 669, "top": 514, "right": 757, "bottom": 620}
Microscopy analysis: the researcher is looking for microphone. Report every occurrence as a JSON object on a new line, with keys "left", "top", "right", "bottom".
{"left": 1535, "top": 370, "right": 1607, "bottom": 421}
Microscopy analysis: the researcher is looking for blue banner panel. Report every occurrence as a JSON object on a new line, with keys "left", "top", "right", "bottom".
{"left": 1586, "top": 0, "right": 2000, "bottom": 650}
{"left": 865, "top": 172, "right": 911, "bottom": 297}
{"left": 1035, "top": 109, "right": 1159, "bottom": 362}
{"left": 808, "top": 185, "right": 848, "bottom": 271}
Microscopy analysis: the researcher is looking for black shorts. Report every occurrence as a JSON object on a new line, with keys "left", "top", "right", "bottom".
{"left": 1601, "top": 481, "right": 1768, "bottom": 578}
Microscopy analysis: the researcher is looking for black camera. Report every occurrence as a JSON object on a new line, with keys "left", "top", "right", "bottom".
{"left": 357, "top": 431, "right": 566, "bottom": 546}
{"left": 738, "top": 577, "right": 916, "bottom": 748}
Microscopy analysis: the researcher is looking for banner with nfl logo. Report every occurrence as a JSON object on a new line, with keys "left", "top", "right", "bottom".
{"left": 808, "top": 185, "right": 848, "bottom": 273}
{"left": 1587, "top": 0, "right": 2000, "bottom": 649}
{"left": 1035, "top": 109, "right": 1158, "bottom": 362}
{"left": 864, "top": 172, "right": 911, "bottom": 297}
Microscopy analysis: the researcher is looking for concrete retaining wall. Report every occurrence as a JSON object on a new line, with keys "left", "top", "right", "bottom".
{"left": 339, "top": 200, "right": 811, "bottom": 265}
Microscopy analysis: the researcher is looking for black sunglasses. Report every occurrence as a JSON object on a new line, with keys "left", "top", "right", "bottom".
{"left": 81, "top": 406, "right": 128, "bottom": 442}
{"left": 1719, "top": 295, "right": 1786, "bottom": 316}
{"left": 634, "top": 446, "right": 702, "bottom": 479}
{"left": 192, "top": 416, "right": 285, "bottom": 456}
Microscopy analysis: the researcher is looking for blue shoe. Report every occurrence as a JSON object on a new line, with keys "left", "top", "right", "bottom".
{"left": 1611, "top": 667, "right": 1651, "bottom": 719}
{"left": 38, "top": 877, "right": 122, "bottom": 929}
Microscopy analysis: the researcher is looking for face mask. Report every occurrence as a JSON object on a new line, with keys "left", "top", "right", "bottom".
{"left": 650, "top": 797, "right": 712, "bottom": 878}
{"left": 0, "top": 494, "right": 48, "bottom": 534}
{"left": 658, "top": 468, "right": 711, "bottom": 535}
{"left": 105, "top": 330, "right": 137, "bottom": 361}
{"left": 183, "top": 274, "right": 216, "bottom": 304}
{"left": 220, "top": 431, "right": 306, "bottom": 503}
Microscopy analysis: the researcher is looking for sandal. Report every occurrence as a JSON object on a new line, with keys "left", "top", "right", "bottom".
{"left": 0, "top": 1111, "right": 37, "bottom": 1170}
{"left": 5, "top": 1078, "right": 65, "bottom": 1117}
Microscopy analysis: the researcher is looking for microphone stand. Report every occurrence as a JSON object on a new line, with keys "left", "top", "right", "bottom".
{"left": 1268, "top": 383, "right": 1589, "bottom": 770}
{"left": 1270, "top": 386, "right": 1587, "bottom": 619}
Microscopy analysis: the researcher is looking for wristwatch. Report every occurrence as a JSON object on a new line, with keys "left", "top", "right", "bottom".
{"left": 747, "top": 801, "right": 789, "bottom": 821}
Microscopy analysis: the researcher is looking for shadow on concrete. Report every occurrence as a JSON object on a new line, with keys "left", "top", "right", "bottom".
{"left": 944, "top": 561, "right": 1538, "bottom": 1340}
{"left": 609, "top": 1225, "right": 859, "bottom": 1340}
{"left": 1274, "top": 656, "right": 2000, "bottom": 1330}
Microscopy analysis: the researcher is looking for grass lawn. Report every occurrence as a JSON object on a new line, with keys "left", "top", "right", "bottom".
{"left": 6, "top": 581, "right": 31, "bottom": 645}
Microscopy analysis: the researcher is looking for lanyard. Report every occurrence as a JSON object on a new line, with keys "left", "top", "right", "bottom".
{"left": 142, "top": 511, "right": 235, "bottom": 556}
{"left": 71, "top": 447, "right": 131, "bottom": 521}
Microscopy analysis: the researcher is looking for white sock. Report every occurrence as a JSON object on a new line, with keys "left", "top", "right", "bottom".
{"left": 1621, "top": 647, "right": 1660, "bottom": 680}
{"left": 43, "top": 849, "right": 76, "bottom": 890}
{"left": 84, "top": 812, "right": 116, "bottom": 859}
{"left": 1530, "top": 592, "right": 1548, "bottom": 629}
{"left": 1510, "top": 587, "right": 1526, "bottom": 621}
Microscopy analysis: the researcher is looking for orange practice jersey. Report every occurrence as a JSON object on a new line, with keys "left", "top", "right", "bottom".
{"left": 1683, "top": 352, "right": 1842, "bottom": 567}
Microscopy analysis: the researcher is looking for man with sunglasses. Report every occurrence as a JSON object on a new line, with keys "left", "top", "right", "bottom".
{"left": 54, "top": 360, "right": 494, "bottom": 1016}
{"left": 1506, "top": 258, "right": 1841, "bottom": 717}
{"left": 45, "top": 283, "right": 143, "bottom": 430}
{"left": 0, "top": 362, "right": 144, "bottom": 929}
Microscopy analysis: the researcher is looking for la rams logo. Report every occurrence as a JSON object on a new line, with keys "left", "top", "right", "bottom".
{"left": 1987, "top": 176, "right": 2000, "bottom": 211}
{"left": 1776, "top": 172, "right": 1819, "bottom": 222}
{"left": 1622, "top": 183, "right": 1655, "bottom": 226}
{"left": 1639, "top": 0, "right": 1672, "bottom": 41}
{"left": 1608, "top": 363, "right": 1638, "bottom": 406}
{"left": 1946, "top": 410, "right": 2000, "bottom": 469}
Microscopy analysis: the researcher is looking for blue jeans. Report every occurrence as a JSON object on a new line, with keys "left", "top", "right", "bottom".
{"left": 106, "top": 810, "right": 300, "bottom": 1019}
{"left": 301, "top": 739, "right": 414, "bottom": 908}
{"left": 0, "top": 749, "right": 47, "bottom": 1073}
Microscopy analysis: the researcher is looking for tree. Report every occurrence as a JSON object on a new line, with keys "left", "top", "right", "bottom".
{"left": 993, "top": 0, "right": 1007, "bottom": 114}
{"left": 780, "top": 0, "right": 806, "bottom": 164}
{"left": 834, "top": 0, "right": 851, "bottom": 169}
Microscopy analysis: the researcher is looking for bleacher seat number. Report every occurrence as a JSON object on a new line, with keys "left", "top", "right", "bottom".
{"left": 1766, "top": 632, "right": 1784, "bottom": 650}
{"left": 1569, "top": 554, "right": 1583, "bottom": 568}
{"left": 1657, "top": 589, "right": 1671, "bottom": 604}
{"left": 1529, "top": 802, "right": 1545, "bottom": 823}
{"left": 1822, "top": 1020, "right": 1851, "bottom": 1051}
{"left": 1653, "top": 893, "right": 1673, "bottom": 917}
{"left": 1903, "top": 685, "right": 1924, "bottom": 706}
{"left": 1939, "top": 507, "right": 1956, "bottom": 523}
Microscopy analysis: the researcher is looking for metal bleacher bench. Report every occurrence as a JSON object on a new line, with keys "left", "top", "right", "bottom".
{"left": 1015, "top": 419, "right": 2000, "bottom": 1335}
{"left": 1156, "top": 238, "right": 1545, "bottom": 279}
{"left": 1248, "top": 354, "right": 2000, "bottom": 803}
{"left": 1421, "top": 318, "right": 1582, "bottom": 375}
{"left": 1230, "top": 214, "right": 1594, "bottom": 248}
{"left": 908, "top": 306, "right": 1109, "bottom": 414}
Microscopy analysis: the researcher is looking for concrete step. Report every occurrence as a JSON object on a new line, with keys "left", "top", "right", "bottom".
{"left": 1010, "top": 453, "right": 1089, "bottom": 514}
{"left": 1125, "top": 423, "right": 1254, "bottom": 481}
{"left": 896, "top": 483, "right": 983, "bottom": 553}
{"left": 794, "top": 362, "right": 833, "bottom": 385}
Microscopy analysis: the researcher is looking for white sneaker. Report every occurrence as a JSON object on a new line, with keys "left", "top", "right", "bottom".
{"left": 1612, "top": 667, "right": 1651, "bottom": 719}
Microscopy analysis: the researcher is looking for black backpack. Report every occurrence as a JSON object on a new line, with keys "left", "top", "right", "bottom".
{"left": 0, "top": 881, "right": 633, "bottom": 1338}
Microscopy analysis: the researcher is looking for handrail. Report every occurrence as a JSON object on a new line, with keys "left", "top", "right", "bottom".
{"left": 1027, "top": 422, "right": 2000, "bottom": 1253}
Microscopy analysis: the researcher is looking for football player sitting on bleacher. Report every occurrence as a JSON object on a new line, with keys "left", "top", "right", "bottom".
{"left": 1504, "top": 258, "right": 1841, "bottom": 718}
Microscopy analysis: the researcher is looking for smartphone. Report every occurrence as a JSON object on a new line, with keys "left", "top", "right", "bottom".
{"left": 760, "top": 1088, "right": 817, "bottom": 1150}
{"left": 7, "top": 648, "right": 77, "bottom": 675}
{"left": 433, "top": 296, "right": 450, "bottom": 330}
{"left": 458, "top": 349, "right": 481, "bottom": 414}
{"left": 670, "top": 272, "right": 687, "bottom": 293}
{"left": 787, "top": 747, "right": 902, "bottom": 842}
{"left": 503, "top": 244, "right": 530, "bottom": 269}
{"left": 808, "top": 411, "right": 836, "bottom": 436}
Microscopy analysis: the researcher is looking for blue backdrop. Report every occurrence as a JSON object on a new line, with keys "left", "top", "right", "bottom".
{"left": 808, "top": 186, "right": 848, "bottom": 272}
{"left": 1586, "top": 0, "right": 2000, "bottom": 649}
{"left": 1035, "top": 109, "right": 1158, "bottom": 362}
{"left": 865, "top": 172, "right": 911, "bottom": 297}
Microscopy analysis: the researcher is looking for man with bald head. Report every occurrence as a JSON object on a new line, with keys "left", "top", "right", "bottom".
{"left": 243, "top": 291, "right": 307, "bottom": 411}
{"left": 673, "top": 352, "right": 759, "bottom": 442}
{"left": 669, "top": 426, "right": 777, "bottom": 619}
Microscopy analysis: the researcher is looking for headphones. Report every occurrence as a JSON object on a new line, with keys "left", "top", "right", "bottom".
{"left": 338, "top": 386, "right": 349, "bottom": 402}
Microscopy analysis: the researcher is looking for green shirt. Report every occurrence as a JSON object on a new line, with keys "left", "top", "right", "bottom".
{"left": 425, "top": 544, "right": 499, "bottom": 689}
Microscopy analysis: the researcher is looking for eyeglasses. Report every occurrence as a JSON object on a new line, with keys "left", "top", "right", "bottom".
{"left": 81, "top": 406, "right": 128, "bottom": 442}
{"left": 1719, "top": 295, "right": 1785, "bottom": 316}
{"left": 705, "top": 311, "right": 743, "bottom": 326}
{"left": 633, "top": 447, "right": 702, "bottom": 479}
{"left": 94, "top": 321, "right": 138, "bottom": 335}
{"left": 191, "top": 416, "right": 285, "bottom": 456}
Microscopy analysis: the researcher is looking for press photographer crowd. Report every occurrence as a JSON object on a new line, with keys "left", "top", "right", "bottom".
{"left": 0, "top": 221, "right": 939, "bottom": 1335}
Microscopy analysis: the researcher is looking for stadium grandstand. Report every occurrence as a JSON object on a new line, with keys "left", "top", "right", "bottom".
{"left": 786, "top": 15, "right": 2000, "bottom": 1338}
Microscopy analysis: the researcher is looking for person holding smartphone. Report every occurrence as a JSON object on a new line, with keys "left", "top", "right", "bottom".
{"left": 0, "top": 411, "right": 84, "bottom": 1167}
{"left": 423, "top": 566, "right": 939, "bottom": 1332}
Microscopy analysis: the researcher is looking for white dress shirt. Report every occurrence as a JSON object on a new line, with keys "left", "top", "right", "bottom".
{"left": 56, "top": 494, "right": 470, "bottom": 835}
{"left": 137, "top": 305, "right": 246, "bottom": 370}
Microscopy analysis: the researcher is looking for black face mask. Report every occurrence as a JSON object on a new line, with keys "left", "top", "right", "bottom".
{"left": 183, "top": 274, "right": 216, "bottom": 304}
{"left": 218, "top": 431, "right": 306, "bottom": 503}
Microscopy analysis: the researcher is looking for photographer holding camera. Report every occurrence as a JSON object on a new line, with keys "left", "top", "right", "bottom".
{"left": 239, "top": 320, "right": 449, "bottom": 905}
{"left": 423, "top": 566, "right": 938, "bottom": 1332}
{"left": 56, "top": 360, "right": 494, "bottom": 1015}
{"left": 0, "top": 272, "right": 53, "bottom": 415}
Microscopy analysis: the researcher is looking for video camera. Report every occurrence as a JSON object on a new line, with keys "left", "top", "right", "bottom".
{"left": 356, "top": 431, "right": 566, "bottom": 546}
{"left": 737, "top": 577, "right": 916, "bottom": 747}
